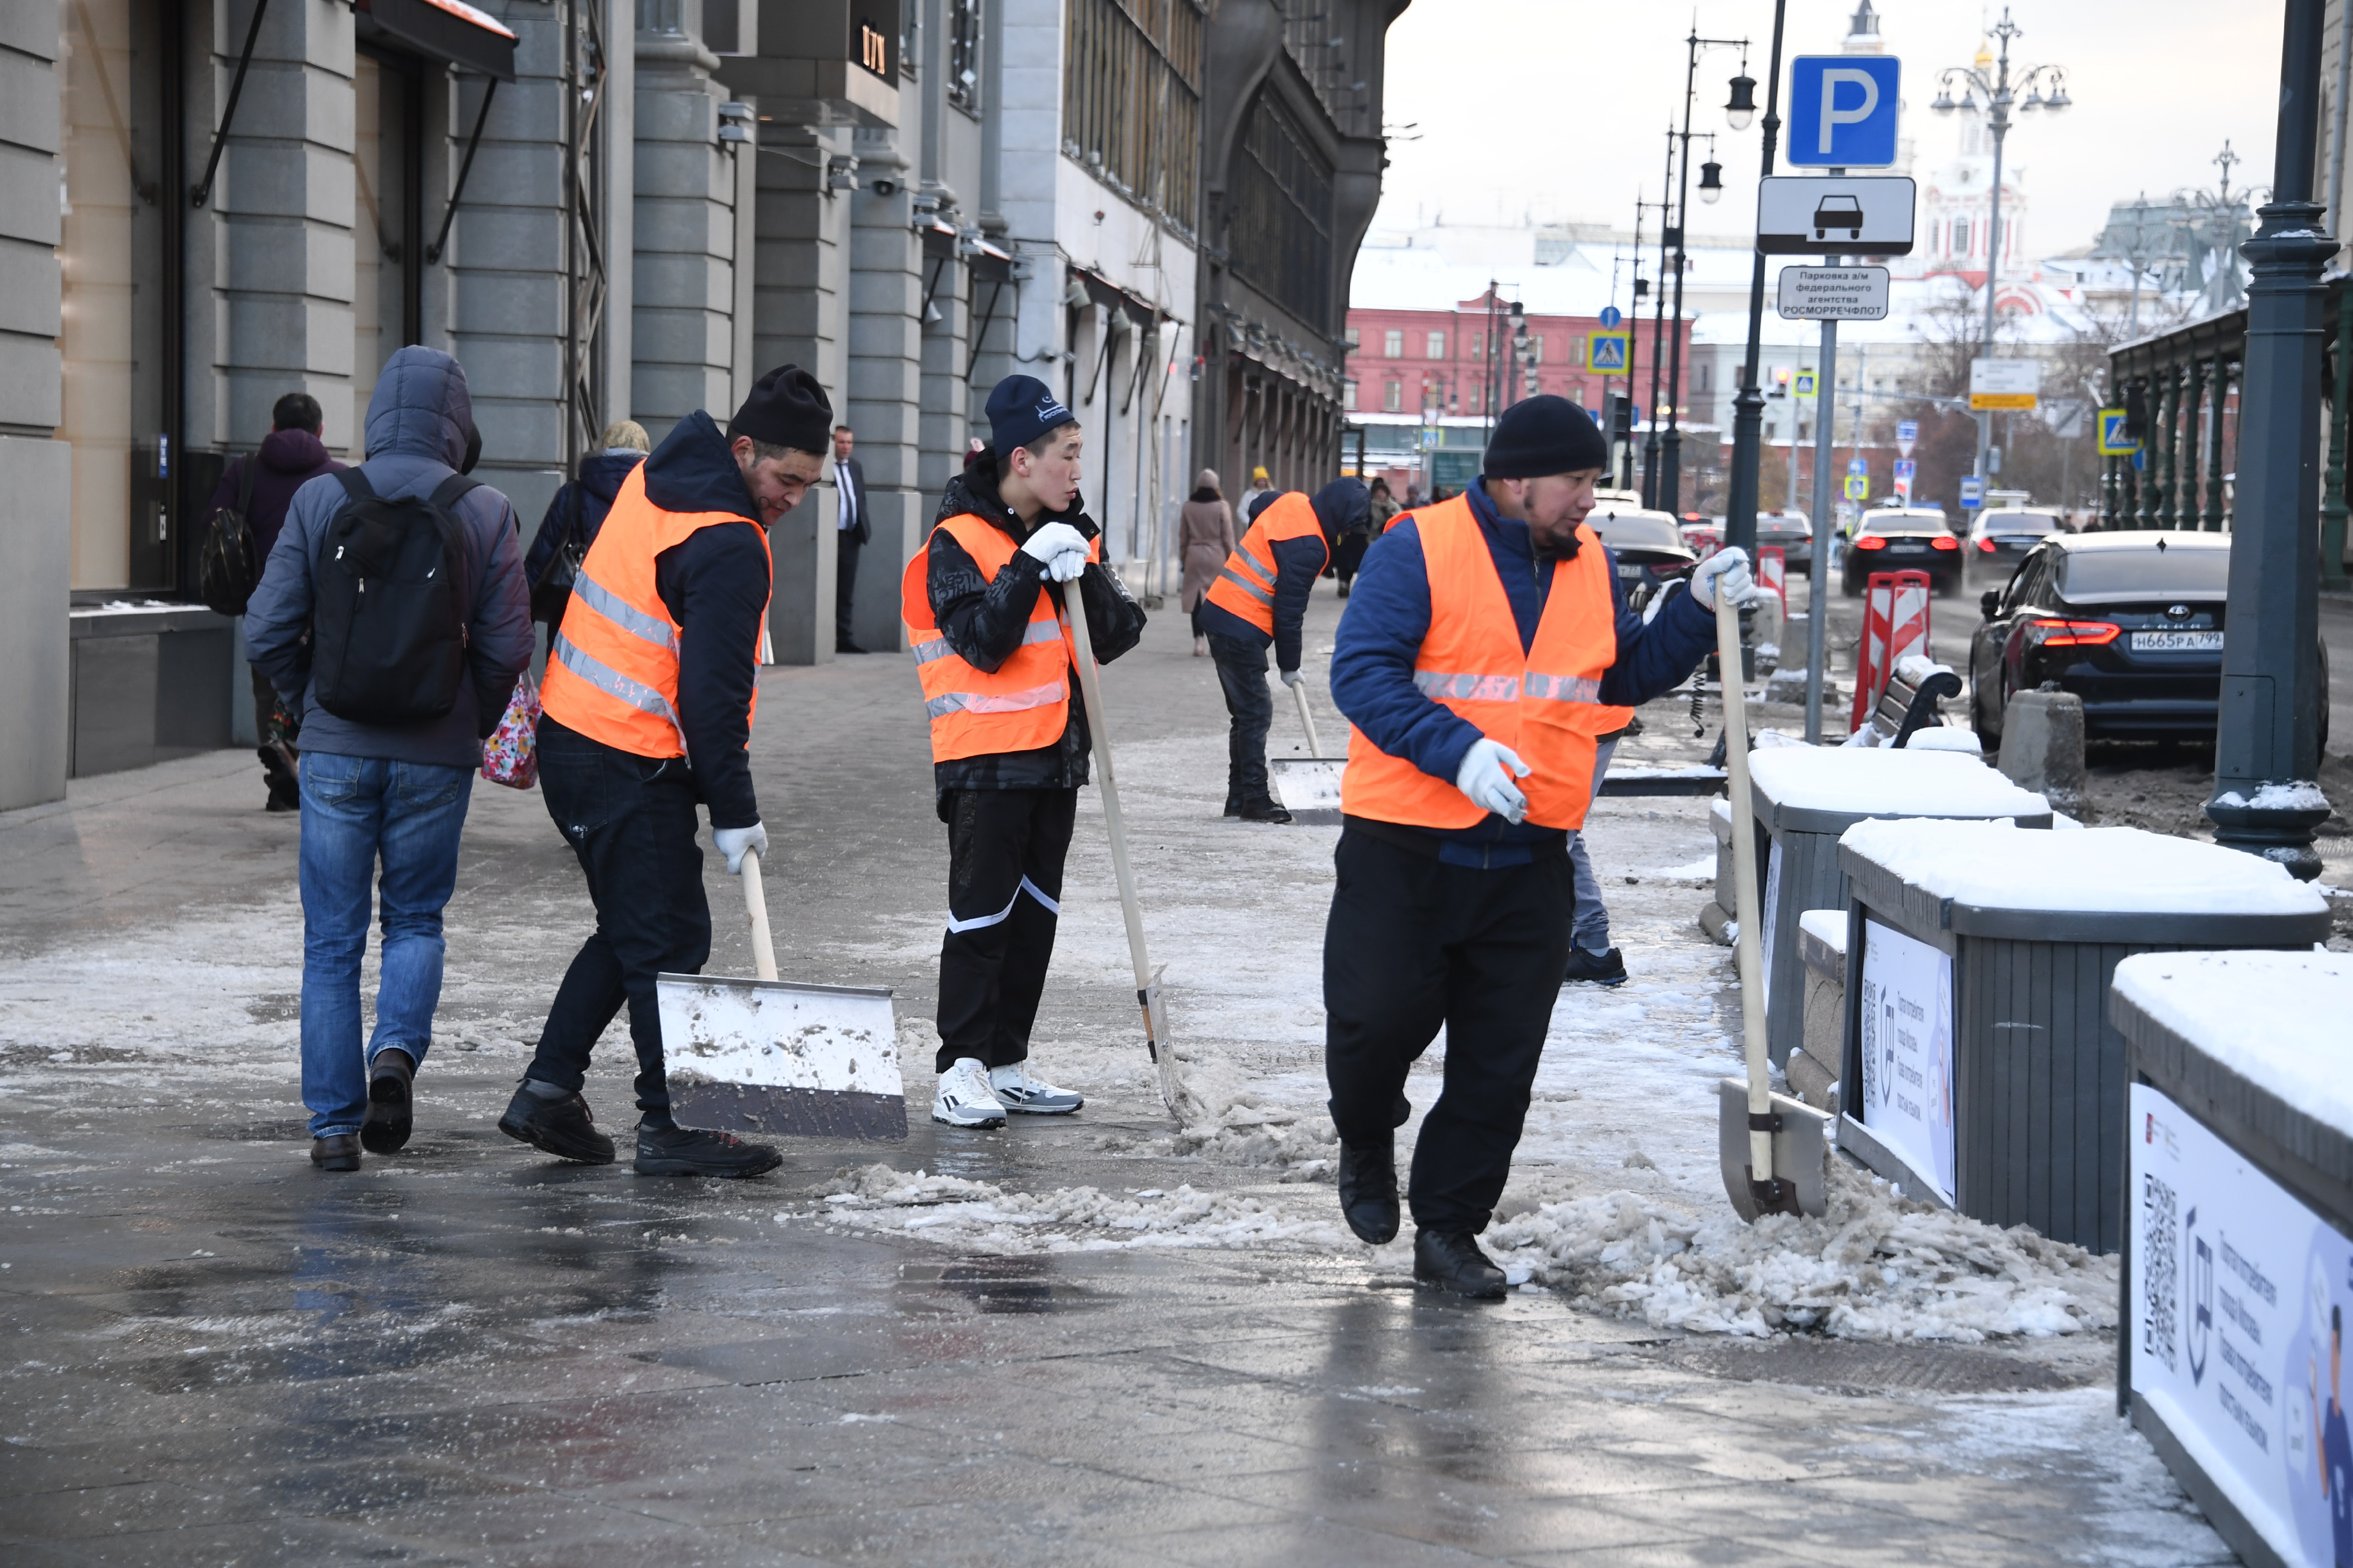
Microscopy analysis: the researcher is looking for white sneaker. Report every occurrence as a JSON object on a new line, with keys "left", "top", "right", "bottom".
{"left": 989, "top": 1062, "right": 1084, "bottom": 1115}
{"left": 933, "top": 1058, "right": 1008, "bottom": 1128}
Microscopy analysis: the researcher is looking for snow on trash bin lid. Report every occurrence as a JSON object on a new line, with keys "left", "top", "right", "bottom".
{"left": 2113, "top": 951, "right": 2353, "bottom": 1142}
{"left": 1838, "top": 819, "right": 2332, "bottom": 935}
{"left": 1748, "top": 744, "right": 2048, "bottom": 832}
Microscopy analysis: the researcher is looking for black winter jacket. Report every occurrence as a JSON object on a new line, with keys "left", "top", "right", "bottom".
{"left": 925, "top": 450, "right": 1146, "bottom": 807}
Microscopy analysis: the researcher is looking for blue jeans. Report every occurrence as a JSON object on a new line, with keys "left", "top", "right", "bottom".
{"left": 298, "top": 752, "right": 475, "bottom": 1138}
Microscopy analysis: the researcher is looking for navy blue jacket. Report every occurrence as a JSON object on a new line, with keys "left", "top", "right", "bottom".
{"left": 524, "top": 450, "right": 646, "bottom": 615}
{"left": 638, "top": 411, "right": 775, "bottom": 831}
{"left": 1330, "top": 479, "right": 1715, "bottom": 867}
{"left": 1195, "top": 479, "right": 1366, "bottom": 672}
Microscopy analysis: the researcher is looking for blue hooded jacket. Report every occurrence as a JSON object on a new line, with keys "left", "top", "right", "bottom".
{"left": 524, "top": 449, "right": 646, "bottom": 609}
{"left": 243, "top": 347, "right": 533, "bottom": 770}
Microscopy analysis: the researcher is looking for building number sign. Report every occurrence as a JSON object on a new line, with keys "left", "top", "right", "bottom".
{"left": 860, "top": 20, "right": 891, "bottom": 76}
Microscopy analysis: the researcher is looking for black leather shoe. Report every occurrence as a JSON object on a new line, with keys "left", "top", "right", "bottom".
{"left": 1236, "top": 798, "right": 1293, "bottom": 824}
{"left": 1222, "top": 796, "right": 1242, "bottom": 817}
{"left": 498, "top": 1082, "right": 616, "bottom": 1165}
{"left": 1336, "top": 1140, "right": 1399, "bottom": 1244}
{"left": 311, "top": 1133, "right": 361, "bottom": 1172}
{"left": 360, "top": 1048, "right": 415, "bottom": 1154}
{"left": 1413, "top": 1229, "right": 1507, "bottom": 1300}
{"left": 836, "top": 639, "right": 868, "bottom": 654}
{"left": 1561, "top": 946, "right": 1629, "bottom": 987}
{"left": 634, "top": 1124, "right": 782, "bottom": 1179}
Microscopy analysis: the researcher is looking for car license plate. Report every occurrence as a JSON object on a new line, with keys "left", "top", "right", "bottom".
{"left": 2129, "top": 630, "right": 2223, "bottom": 652}
{"left": 1616, "top": 564, "right": 1643, "bottom": 579}
{"left": 1889, "top": 541, "right": 1925, "bottom": 550}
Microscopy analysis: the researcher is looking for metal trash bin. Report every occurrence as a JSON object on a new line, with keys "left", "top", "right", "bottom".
{"left": 1748, "top": 746, "right": 2050, "bottom": 1068}
{"left": 2115, "top": 952, "right": 2353, "bottom": 1568}
{"left": 1836, "top": 820, "right": 2332, "bottom": 1252}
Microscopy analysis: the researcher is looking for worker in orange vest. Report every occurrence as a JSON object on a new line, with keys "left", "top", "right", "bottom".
{"left": 1197, "top": 478, "right": 1369, "bottom": 821}
{"left": 502, "top": 366, "right": 830, "bottom": 1180}
{"left": 1323, "top": 395, "right": 1759, "bottom": 1297}
{"left": 901, "top": 375, "right": 1145, "bottom": 1130}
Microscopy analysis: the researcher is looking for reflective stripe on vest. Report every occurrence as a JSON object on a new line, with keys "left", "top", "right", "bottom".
{"left": 899, "top": 512, "right": 1099, "bottom": 764}
{"left": 1203, "top": 491, "right": 1325, "bottom": 636}
{"left": 539, "top": 462, "right": 771, "bottom": 760}
{"left": 1340, "top": 492, "right": 1619, "bottom": 832}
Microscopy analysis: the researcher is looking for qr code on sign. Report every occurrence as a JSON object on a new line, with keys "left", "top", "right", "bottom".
{"left": 2142, "top": 1172, "right": 2178, "bottom": 1372}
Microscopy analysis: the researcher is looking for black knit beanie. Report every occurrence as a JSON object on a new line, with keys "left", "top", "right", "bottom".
{"left": 1483, "top": 394, "right": 1608, "bottom": 479}
{"left": 728, "top": 364, "right": 833, "bottom": 455}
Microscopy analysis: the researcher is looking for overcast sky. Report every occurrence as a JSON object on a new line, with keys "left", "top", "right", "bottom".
{"left": 1371, "top": 0, "right": 2287, "bottom": 257}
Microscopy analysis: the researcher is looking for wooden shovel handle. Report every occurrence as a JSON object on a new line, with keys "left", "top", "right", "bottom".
{"left": 740, "top": 847, "right": 779, "bottom": 982}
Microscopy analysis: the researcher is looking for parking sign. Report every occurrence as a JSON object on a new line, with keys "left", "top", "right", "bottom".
{"left": 1787, "top": 56, "right": 1901, "bottom": 168}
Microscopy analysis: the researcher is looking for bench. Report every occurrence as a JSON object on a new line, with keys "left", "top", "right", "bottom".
{"left": 1858, "top": 653, "right": 1963, "bottom": 748}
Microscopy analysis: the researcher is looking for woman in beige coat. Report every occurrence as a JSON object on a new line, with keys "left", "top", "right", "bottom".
{"left": 1178, "top": 468, "right": 1236, "bottom": 657}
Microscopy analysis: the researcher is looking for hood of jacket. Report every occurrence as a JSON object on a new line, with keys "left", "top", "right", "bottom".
{"left": 642, "top": 410, "right": 760, "bottom": 523}
{"left": 936, "top": 448, "right": 1096, "bottom": 543}
{"left": 577, "top": 450, "right": 646, "bottom": 505}
{"left": 1310, "top": 477, "right": 1371, "bottom": 541}
{"left": 363, "top": 346, "right": 474, "bottom": 468}
{"left": 258, "top": 427, "right": 335, "bottom": 476}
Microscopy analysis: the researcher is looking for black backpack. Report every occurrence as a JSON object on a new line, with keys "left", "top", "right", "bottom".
{"left": 311, "top": 468, "right": 479, "bottom": 725}
{"left": 197, "top": 457, "right": 262, "bottom": 615}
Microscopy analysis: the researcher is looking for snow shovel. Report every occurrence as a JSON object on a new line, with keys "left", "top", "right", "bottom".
{"left": 656, "top": 849, "right": 907, "bottom": 1139}
{"left": 1057, "top": 590, "right": 1198, "bottom": 1123}
{"left": 1713, "top": 587, "right": 1830, "bottom": 1221}
{"left": 1268, "top": 678, "right": 1347, "bottom": 824}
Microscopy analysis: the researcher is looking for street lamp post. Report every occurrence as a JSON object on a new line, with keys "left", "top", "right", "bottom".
{"left": 2205, "top": 0, "right": 2336, "bottom": 879}
{"left": 1660, "top": 28, "right": 1746, "bottom": 518}
{"left": 1642, "top": 139, "right": 1676, "bottom": 508}
{"left": 1724, "top": 0, "right": 1788, "bottom": 568}
{"left": 1931, "top": 9, "right": 2069, "bottom": 483}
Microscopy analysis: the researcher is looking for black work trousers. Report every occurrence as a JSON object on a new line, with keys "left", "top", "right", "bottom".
{"left": 1208, "top": 633, "right": 1273, "bottom": 808}
{"left": 527, "top": 717, "right": 712, "bottom": 1126}
{"left": 1323, "top": 827, "right": 1574, "bottom": 1234}
{"left": 936, "top": 787, "right": 1076, "bottom": 1074}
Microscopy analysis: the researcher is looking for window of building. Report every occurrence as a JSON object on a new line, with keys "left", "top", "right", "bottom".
{"left": 1384, "top": 381, "right": 1402, "bottom": 412}
{"left": 1527, "top": 334, "right": 1544, "bottom": 363}
{"left": 1469, "top": 333, "right": 1483, "bottom": 361}
{"left": 1344, "top": 325, "right": 1360, "bottom": 350}
{"left": 1343, "top": 379, "right": 1357, "bottom": 410}
{"left": 946, "top": 0, "right": 983, "bottom": 111}
{"left": 1695, "top": 361, "right": 1712, "bottom": 393}
{"left": 1227, "top": 89, "right": 1334, "bottom": 328}
{"left": 1384, "top": 329, "right": 1403, "bottom": 358}
{"left": 1568, "top": 383, "right": 1584, "bottom": 405}
{"left": 1063, "top": 0, "right": 1203, "bottom": 231}
{"left": 1426, "top": 330, "right": 1445, "bottom": 359}
{"left": 1954, "top": 217, "right": 1971, "bottom": 256}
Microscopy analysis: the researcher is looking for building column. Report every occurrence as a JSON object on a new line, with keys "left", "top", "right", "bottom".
{"left": 846, "top": 127, "right": 923, "bottom": 654}
{"left": 0, "top": 15, "right": 70, "bottom": 808}
{"left": 632, "top": 1, "right": 736, "bottom": 447}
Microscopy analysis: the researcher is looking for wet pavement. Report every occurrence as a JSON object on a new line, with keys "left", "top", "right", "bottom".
{"left": 1, "top": 587, "right": 2230, "bottom": 1565}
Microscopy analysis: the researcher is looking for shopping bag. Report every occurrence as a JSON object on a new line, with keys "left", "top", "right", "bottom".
{"left": 480, "top": 673, "right": 541, "bottom": 789}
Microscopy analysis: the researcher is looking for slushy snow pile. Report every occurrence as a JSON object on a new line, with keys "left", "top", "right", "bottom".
{"left": 812, "top": 1163, "right": 1349, "bottom": 1252}
{"left": 2113, "top": 950, "right": 2353, "bottom": 1137}
{"left": 1841, "top": 818, "right": 2333, "bottom": 917}
{"left": 1486, "top": 1159, "right": 2117, "bottom": 1342}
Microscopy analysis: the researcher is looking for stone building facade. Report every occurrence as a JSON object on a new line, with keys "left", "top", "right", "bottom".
{"left": 0, "top": 0, "right": 1404, "bottom": 808}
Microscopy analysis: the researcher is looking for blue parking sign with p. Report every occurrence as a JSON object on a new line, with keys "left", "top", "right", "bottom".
{"left": 1787, "top": 56, "right": 1901, "bottom": 168}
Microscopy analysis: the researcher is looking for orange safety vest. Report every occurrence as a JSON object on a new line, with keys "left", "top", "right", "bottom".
{"left": 900, "top": 513, "right": 1101, "bottom": 763}
{"left": 1341, "top": 492, "right": 1621, "bottom": 831}
{"left": 540, "top": 464, "right": 771, "bottom": 759}
{"left": 1203, "top": 491, "right": 1328, "bottom": 636}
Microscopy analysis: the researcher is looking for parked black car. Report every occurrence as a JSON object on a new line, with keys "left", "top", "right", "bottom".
{"left": 1966, "top": 532, "right": 2332, "bottom": 746}
{"left": 1585, "top": 503, "right": 1699, "bottom": 612}
{"left": 1841, "top": 506, "right": 1963, "bottom": 596}
{"left": 1752, "top": 509, "right": 1816, "bottom": 571}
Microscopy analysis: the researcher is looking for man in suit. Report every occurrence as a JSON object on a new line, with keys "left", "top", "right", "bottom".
{"left": 833, "top": 423, "right": 871, "bottom": 653}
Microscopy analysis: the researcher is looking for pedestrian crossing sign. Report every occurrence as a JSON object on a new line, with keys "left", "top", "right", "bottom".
{"left": 1587, "top": 331, "right": 1630, "bottom": 373}
{"left": 1843, "top": 474, "right": 1870, "bottom": 500}
{"left": 2098, "top": 407, "right": 2140, "bottom": 456}
{"left": 1793, "top": 371, "right": 1818, "bottom": 399}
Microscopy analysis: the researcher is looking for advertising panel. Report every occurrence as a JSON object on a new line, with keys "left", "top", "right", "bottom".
{"left": 1855, "top": 917, "right": 1955, "bottom": 1202}
{"left": 2132, "top": 1084, "right": 2353, "bottom": 1568}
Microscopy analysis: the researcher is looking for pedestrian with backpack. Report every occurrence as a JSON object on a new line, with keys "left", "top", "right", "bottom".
{"left": 200, "top": 392, "right": 344, "bottom": 811}
{"left": 243, "top": 347, "right": 533, "bottom": 1174}
{"left": 524, "top": 419, "right": 650, "bottom": 635}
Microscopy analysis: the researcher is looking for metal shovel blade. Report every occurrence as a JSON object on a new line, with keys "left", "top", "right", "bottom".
{"left": 658, "top": 973, "right": 907, "bottom": 1140}
{"left": 1717, "top": 1077, "right": 1831, "bottom": 1221}
{"left": 1268, "top": 758, "right": 1346, "bottom": 824}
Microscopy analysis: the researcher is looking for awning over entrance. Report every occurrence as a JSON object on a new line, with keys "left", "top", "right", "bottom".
{"left": 355, "top": 0, "right": 517, "bottom": 80}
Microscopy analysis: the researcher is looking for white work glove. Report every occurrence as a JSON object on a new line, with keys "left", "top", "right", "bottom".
{"left": 1020, "top": 521, "right": 1091, "bottom": 584}
{"left": 1691, "top": 546, "right": 1763, "bottom": 610}
{"left": 713, "top": 821, "right": 768, "bottom": 875}
{"left": 1454, "top": 737, "right": 1531, "bottom": 825}
{"left": 1279, "top": 667, "right": 1305, "bottom": 688}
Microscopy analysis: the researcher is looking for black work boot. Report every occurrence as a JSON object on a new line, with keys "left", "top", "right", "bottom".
{"left": 1413, "top": 1229, "right": 1507, "bottom": 1300}
{"left": 1336, "top": 1139, "right": 1399, "bottom": 1244}
{"left": 360, "top": 1047, "right": 415, "bottom": 1154}
{"left": 1236, "top": 797, "right": 1293, "bottom": 824}
{"left": 498, "top": 1080, "right": 616, "bottom": 1165}
{"left": 311, "top": 1133, "right": 361, "bottom": 1172}
{"left": 634, "top": 1124, "right": 782, "bottom": 1179}
{"left": 1561, "top": 947, "right": 1629, "bottom": 987}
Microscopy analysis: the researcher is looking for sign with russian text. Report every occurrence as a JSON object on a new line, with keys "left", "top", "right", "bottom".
{"left": 1970, "top": 358, "right": 2041, "bottom": 411}
{"left": 1777, "top": 265, "right": 1891, "bottom": 320}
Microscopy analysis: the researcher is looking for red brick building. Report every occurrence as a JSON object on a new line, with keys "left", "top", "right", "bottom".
{"left": 1342, "top": 292, "right": 1692, "bottom": 422}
